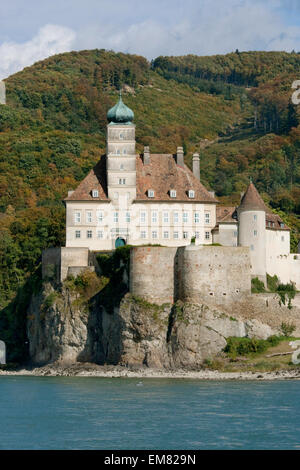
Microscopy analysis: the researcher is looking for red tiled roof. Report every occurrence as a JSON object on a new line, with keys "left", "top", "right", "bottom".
{"left": 238, "top": 182, "right": 269, "bottom": 212}
{"left": 216, "top": 206, "right": 237, "bottom": 224}
{"left": 214, "top": 203, "right": 289, "bottom": 231}
{"left": 266, "top": 213, "right": 290, "bottom": 231}
{"left": 65, "top": 157, "right": 109, "bottom": 201}
{"left": 65, "top": 154, "right": 217, "bottom": 203}
{"left": 135, "top": 154, "right": 217, "bottom": 202}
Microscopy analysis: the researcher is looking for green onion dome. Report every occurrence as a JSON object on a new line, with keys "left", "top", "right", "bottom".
{"left": 107, "top": 92, "right": 134, "bottom": 125}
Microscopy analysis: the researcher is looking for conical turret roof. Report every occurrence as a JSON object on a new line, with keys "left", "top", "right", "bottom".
{"left": 107, "top": 92, "right": 134, "bottom": 125}
{"left": 238, "top": 182, "right": 269, "bottom": 212}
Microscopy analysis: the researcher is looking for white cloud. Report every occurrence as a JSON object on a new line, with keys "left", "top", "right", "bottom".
{"left": 75, "top": 0, "right": 300, "bottom": 58}
{"left": 0, "top": 1, "right": 300, "bottom": 80}
{"left": 0, "top": 24, "right": 76, "bottom": 80}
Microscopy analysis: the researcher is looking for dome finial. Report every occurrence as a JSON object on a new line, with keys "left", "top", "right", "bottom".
{"left": 107, "top": 91, "right": 134, "bottom": 125}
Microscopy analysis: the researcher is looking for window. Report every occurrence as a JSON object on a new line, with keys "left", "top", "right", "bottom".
{"left": 86, "top": 211, "right": 92, "bottom": 223}
{"left": 250, "top": 244, "right": 254, "bottom": 251}
{"left": 87, "top": 230, "right": 92, "bottom": 239}
{"left": 113, "top": 192, "right": 119, "bottom": 200}
{"left": 163, "top": 212, "right": 169, "bottom": 223}
{"left": 254, "top": 230, "right": 257, "bottom": 236}
{"left": 194, "top": 212, "right": 200, "bottom": 224}
{"left": 152, "top": 211, "right": 158, "bottom": 223}
{"left": 152, "top": 231, "right": 158, "bottom": 239}
{"left": 183, "top": 212, "right": 188, "bottom": 223}
{"left": 173, "top": 212, "right": 179, "bottom": 224}
{"left": 140, "top": 211, "right": 146, "bottom": 224}
{"left": 163, "top": 231, "right": 169, "bottom": 239}
{"left": 126, "top": 212, "right": 130, "bottom": 223}
{"left": 195, "top": 232, "right": 200, "bottom": 239}
{"left": 120, "top": 164, "right": 124, "bottom": 170}
{"left": 114, "top": 212, "right": 119, "bottom": 223}
{"left": 116, "top": 149, "right": 120, "bottom": 155}
{"left": 148, "top": 190, "right": 155, "bottom": 198}
{"left": 170, "top": 190, "right": 177, "bottom": 198}
{"left": 280, "top": 223, "right": 285, "bottom": 228}
{"left": 205, "top": 213, "right": 210, "bottom": 224}
{"left": 75, "top": 230, "right": 81, "bottom": 239}
{"left": 97, "top": 211, "right": 103, "bottom": 223}
{"left": 75, "top": 212, "right": 81, "bottom": 223}
{"left": 205, "top": 231, "right": 210, "bottom": 240}
{"left": 234, "top": 231, "right": 238, "bottom": 237}
{"left": 119, "top": 132, "right": 125, "bottom": 139}
{"left": 254, "top": 215, "right": 257, "bottom": 221}
{"left": 183, "top": 231, "right": 188, "bottom": 239}
{"left": 174, "top": 231, "right": 179, "bottom": 239}
{"left": 97, "top": 230, "right": 103, "bottom": 239}
{"left": 140, "top": 231, "right": 147, "bottom": 239}
{"left": 119, "top": 178, "right": 126, "bottom": 185}
{"left": 92, "top": 189, "right": 99, "bottom": 198}
{"left": 281, "top": 236, "right": 285, "bottom": 242}
{"left": 188, "top": 190, "right": 195, "bottom": 199}
{"left": 123, "top": 149, "right": 127, "bottom": 155}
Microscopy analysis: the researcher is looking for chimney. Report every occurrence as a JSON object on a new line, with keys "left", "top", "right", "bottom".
{"left": 143, "top": 146, "right": 150, "bottom": 165}
{"left": 176, "top": 146, "right": 184, "bottom": 166}
{"left": 192, "top": 153, "right": 200, "bottom": 180}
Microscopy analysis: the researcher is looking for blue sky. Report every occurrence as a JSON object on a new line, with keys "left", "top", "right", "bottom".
{"left": 0, "top": 0, "right": 300, "bottom": 79}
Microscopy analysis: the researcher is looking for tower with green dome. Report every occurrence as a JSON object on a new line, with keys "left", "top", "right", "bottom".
{"left": 106, "top": 92, "right": 137, "bottom": 204}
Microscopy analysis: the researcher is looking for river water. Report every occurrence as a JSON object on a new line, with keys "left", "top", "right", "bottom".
{"left": 0, "top": 376, "right": 299, "bottom": 449}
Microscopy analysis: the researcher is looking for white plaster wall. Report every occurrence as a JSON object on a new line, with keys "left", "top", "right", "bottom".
{"left": 215, "top": 223, "right": 238, "bottom": 246}
{"left": 238, "top": 210, "right": 266, "bottom": 281}
{"left": 265, "top": 229, "right": 291, "bottom": 284}
{"left": 289, "top": 254, "right": 300, "bottom": 289}
{"left": 66, "top": 200, "right": 217, "bottom": 250}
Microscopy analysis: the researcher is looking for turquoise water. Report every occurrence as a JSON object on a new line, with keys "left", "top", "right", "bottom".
{"left": 0, "top": 376, "right": 299, "bottom": 449}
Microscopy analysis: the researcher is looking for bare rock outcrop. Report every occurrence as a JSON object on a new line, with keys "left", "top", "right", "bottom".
{"left": 28, "top": 285, "right": 288, "bottom": 369}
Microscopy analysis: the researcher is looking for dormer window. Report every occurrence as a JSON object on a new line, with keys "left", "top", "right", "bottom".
{"left": 280, "top": 223, "right": 285, "bottom": 228}
{"left": 92, "top": 189, "right": 99, "bottom": 198}
{"left": 148, "top": 189, "right": 155, "bottom": 198}
{"left": 170, "top": 190, "right": 177, "bottom": 198}
{"left": 188, "top": 190, "right": 195, "bottom": 199}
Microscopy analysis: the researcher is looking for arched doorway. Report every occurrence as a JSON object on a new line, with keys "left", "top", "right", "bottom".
{"left": 115, "top": 237, "right": 126, "bottom": 248}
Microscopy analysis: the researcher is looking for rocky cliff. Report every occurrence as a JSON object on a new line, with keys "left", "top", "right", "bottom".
{"left": 27, "top": 280, "right": 300, "bottom": 369}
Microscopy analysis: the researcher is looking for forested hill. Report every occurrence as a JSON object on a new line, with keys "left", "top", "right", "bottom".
{"left": 0, "top": 49, "right": 300, "bottom": 315}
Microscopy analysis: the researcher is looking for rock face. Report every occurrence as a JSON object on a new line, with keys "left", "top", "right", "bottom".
{"left": 27, "top": 284, "right": 282, "bottom": 369}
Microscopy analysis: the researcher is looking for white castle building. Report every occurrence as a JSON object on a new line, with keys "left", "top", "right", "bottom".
{"left": 63, "top": 94, "right": 300, "bottom": 288}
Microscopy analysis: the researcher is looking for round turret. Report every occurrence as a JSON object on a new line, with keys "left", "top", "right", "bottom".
{"left": 107, "top": 92, "right": 134, "bottom": 125}
{"left": 237, "top": 182, "right": 267, "bottom": 283}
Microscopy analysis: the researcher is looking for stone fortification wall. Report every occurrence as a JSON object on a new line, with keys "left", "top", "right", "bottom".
{"left": 42, "top": 247, "right": 90, "bottom": 282}
{"left": 130, "top": 246, "right": 177, "bottom": 304}
{"left": 177, "top": 245, "right": 251, "bottom": 307}
{"left": 128, "top": 245, "right": 251, "bottom": 306}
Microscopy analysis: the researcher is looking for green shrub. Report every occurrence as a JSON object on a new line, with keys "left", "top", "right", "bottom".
{"left": 277, "top": 282, "right": 296, "bottom": 308}
{"left": 251, "top": 277, "right": 266, "bottom": 293}
{"left": 42, "top": 292, "right": 57, "bottom": 310}
{"left": 280, "top": 322, "right": 296, "bottom": 337}
{"left": 267, "top": 274, "right": 279, "bottom": 292}
{"left": 224, "top": 335, "right": 285, "bottom": 357}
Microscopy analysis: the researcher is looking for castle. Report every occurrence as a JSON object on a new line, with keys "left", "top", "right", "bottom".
{"left": 43, "top": 94, "right": 300, "bottom": 291}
